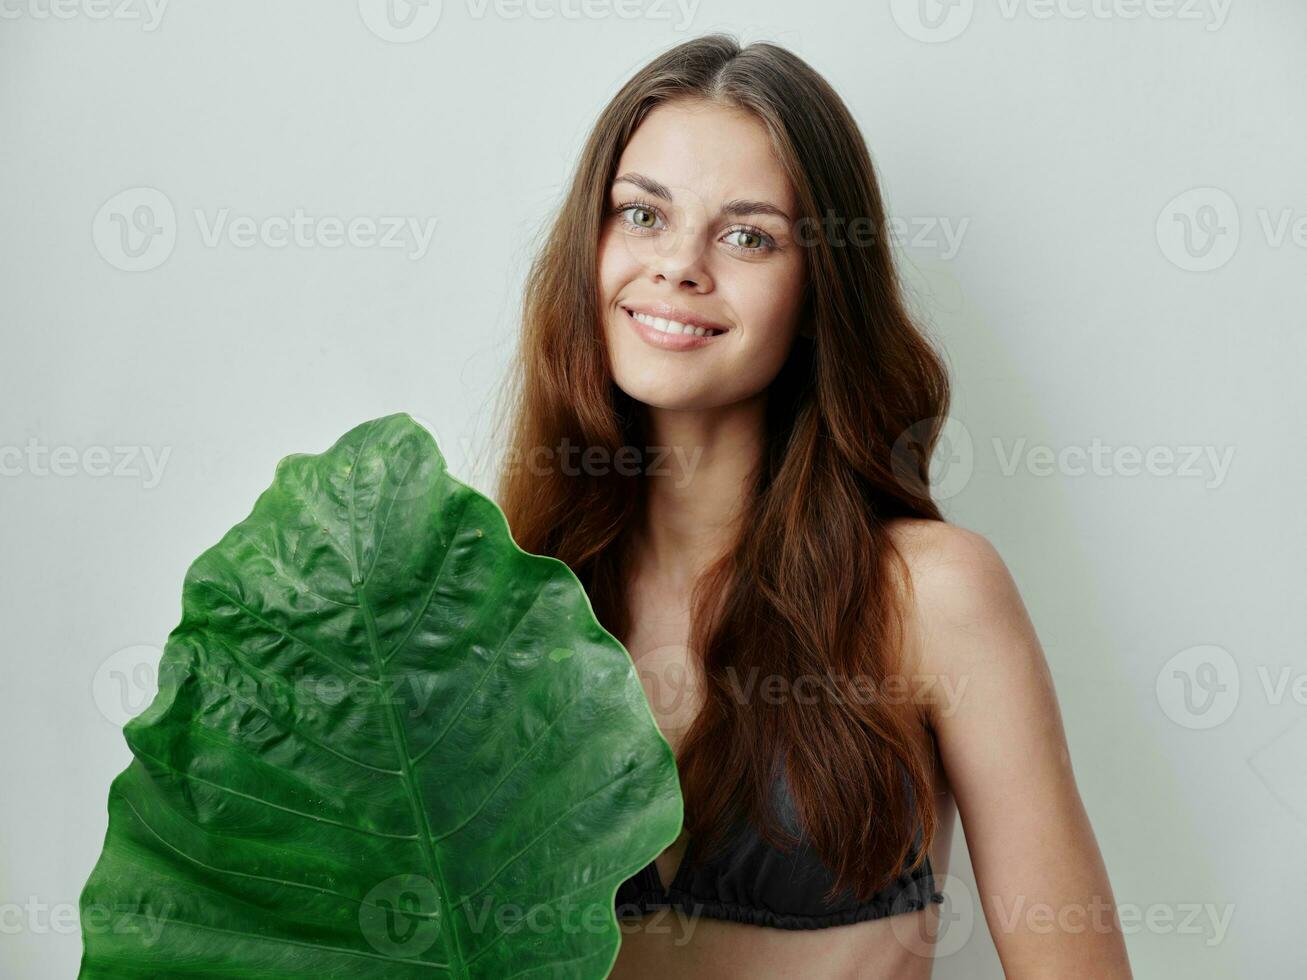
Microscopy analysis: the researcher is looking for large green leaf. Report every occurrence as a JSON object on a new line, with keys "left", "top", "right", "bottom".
{"left": 78, "top": 414, "right": 681, "bottom": 979}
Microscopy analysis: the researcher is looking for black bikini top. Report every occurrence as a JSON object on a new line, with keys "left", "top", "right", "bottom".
{"left": 614, "top": 759, "right": 943, "bottom": 930}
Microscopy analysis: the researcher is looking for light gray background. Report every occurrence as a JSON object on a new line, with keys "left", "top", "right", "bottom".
{"left": 3, "top": 2, "right": 1304, "bottom": 977}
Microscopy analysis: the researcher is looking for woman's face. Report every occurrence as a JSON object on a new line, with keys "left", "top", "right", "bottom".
{"left": 597, "top": 98, "right": 808, "bottom": 412}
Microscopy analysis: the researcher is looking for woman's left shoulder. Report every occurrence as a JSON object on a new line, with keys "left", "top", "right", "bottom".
{"left": 885, "top": 517, "right": 1015, "bottom": 608}
{"left": 884, "top": 518, "right": 1043, "bottom": 708}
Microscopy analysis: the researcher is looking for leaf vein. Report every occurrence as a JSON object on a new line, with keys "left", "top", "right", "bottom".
{"left": 111, "top": 911, "right": 452, "bottom": 970}
{"left": 133, "top": 751, "right": 418, "bottom": 843}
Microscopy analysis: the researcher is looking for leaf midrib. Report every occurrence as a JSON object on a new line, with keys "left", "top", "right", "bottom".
{"left": 348, "top": 421, "right": 468, "bottom": 979}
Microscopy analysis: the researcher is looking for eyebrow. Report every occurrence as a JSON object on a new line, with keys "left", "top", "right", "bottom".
{"left": 613, "top": 171, "right": 793, "bottom": 222}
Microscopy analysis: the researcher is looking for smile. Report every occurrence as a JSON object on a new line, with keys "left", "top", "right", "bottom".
{"left": 629, "top": 310, "right": 725, "bottom": 337}
{"left": 620, "top": 303, "right": 731, "bottom": 352}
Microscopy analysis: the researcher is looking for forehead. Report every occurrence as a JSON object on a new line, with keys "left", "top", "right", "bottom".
{"left": 612, "top": 99, "right": 797, "bottom": 216}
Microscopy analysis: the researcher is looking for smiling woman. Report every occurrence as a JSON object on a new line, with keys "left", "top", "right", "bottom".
{"left": 599, "top": 101, "right": 809, "bottom": 393}
{"left": 493, "top": 33, "right": 1134, "bottom": 980}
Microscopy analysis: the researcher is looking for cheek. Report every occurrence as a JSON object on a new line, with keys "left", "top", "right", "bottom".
{"left": 732, "top": 260, "right": 806, "bottom": 349}
{"left": 596, "top": 228, "right": 638, "bottom": 304}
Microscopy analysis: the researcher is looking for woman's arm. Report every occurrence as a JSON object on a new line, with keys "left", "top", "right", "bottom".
{"left": 896, "top": 520, "right": 1133, "bottom": 979}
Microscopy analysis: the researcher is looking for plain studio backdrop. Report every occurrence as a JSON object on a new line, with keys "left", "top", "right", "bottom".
{"left": 2, "top": 2, "right": 1304, "bottom": 977}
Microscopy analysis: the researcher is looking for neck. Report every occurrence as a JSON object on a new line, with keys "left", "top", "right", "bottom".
{"left": 630, "top": 394, "right": 766, "bottom": 592}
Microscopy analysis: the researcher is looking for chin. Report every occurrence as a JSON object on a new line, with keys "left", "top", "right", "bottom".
{"left": 603, "top": 320, "right": 737, "bottom": 412}
{"left": 610, "top": 353, "right": 743, "bottom": 411}
{"left": 609, "top": 373, "right": 720, "bottom": 413}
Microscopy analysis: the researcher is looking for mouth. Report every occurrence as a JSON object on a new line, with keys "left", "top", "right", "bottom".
{"left": 618, "top": 303, "right": 730, "bottom": 339}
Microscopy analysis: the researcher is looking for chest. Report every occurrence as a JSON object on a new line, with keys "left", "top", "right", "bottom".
{"left": 620, "top": 579, "right": 707, "bottom": 888}
{"left": 613, "top": 571, "right": 956, "bottom": 972}
{"left": 621, "top": 578, "right": 707, "bottom": 759}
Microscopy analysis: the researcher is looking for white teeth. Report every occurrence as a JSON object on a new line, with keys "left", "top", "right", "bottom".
{"left": 630, "top": 310, "right": 722, "bottom": 337}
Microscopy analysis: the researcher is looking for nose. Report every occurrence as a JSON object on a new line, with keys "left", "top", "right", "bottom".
{"left": 643, "top": 218, "right": 713, "bottom": 293}
{"left": 652, "top": 266, "right": 711, "bottom": 292}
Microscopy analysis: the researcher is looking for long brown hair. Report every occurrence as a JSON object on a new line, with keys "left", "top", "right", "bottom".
{"left": 492, "top": 33, "right": 952, "bottom": 903}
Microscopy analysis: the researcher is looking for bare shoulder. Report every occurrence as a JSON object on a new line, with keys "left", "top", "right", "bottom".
{"left": 884, "top": 518, "right": 1046, "bottom": 724}
{"left": 885, "top": 517, "right": 1018, "bottom": 622}
{"left": 884, "top": 519, "right": 1130, "bottom": 976}
{"left": 885, "top": 516, "right": 1004, "bottom": 577}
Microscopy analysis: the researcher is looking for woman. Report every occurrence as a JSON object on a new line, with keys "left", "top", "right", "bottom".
{"left": 495, "top": 33, "right": 1132, "bottom": 979}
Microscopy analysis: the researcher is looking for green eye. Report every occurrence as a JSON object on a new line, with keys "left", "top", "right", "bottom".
{"left": 724, "top": 228, "right": 773, "bottom": 252}
{"left": 615, "top": 203, "right": 662, "bottom": 231}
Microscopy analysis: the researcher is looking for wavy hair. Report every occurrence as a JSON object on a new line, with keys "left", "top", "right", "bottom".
{"left": 492, "top": 33, "right": 951, "bottom": 902}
